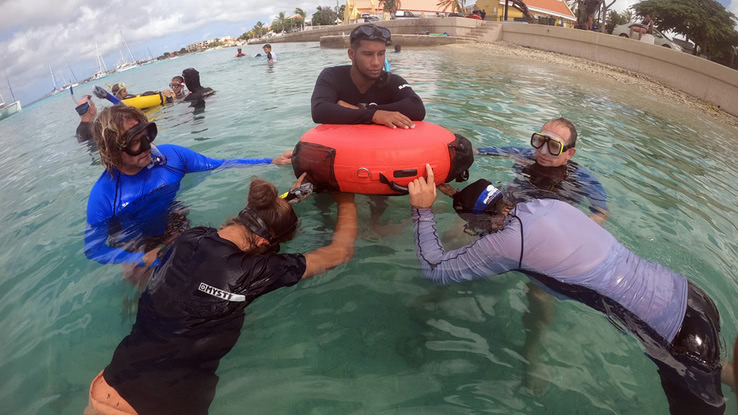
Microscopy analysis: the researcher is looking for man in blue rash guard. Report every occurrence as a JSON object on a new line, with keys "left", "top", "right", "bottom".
{"left": 476, "top": 118, "right": 608, "bottom": 225}
{"left": 408, "top": 166, "right": 727, "bottom": 415}
{"left": 85, "top": 106, "right": 292, "bottom": 286}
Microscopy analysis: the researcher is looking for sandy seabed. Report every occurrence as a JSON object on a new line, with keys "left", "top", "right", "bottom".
{"left": 449, "top": 42, "right": 738, "bottom": 130}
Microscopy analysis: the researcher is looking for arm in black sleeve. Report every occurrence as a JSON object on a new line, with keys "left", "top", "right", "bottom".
{"left": 374, "top": 74, "right": 426, "bottom": 121}
{"left": 311, "top": 68, "right": 375, "bottom": 124}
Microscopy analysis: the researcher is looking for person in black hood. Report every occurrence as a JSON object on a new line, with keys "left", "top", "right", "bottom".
{"left": 182, "top": 68, "right": 215, "bottom": 101}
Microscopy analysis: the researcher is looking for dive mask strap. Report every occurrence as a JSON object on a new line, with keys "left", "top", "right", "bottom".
{"left": 237, "top": 207, "right": 272, "bottom": 243}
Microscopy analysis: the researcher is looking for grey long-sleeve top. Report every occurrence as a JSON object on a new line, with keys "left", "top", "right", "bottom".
{"left": 412, "top": 199, "right": 688, "bottom": 342}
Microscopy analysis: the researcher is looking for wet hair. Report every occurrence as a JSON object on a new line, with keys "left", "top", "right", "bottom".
{"left": 171, "top": 75, "right": 184, "bottom": 83}
{"left": 227, "top": 179, "right": 298, "bottom": 249}
{"left": 546, "top": 117, "right": 577, "bottom": 148}
{"left": 93, "top": 106, "right": 148, "bottom": 176}
{"left": 394, "top": 44, "right": 401, "bottom": 52}
{"left": 263, "top": 44, "right": 271, "bottom": 50}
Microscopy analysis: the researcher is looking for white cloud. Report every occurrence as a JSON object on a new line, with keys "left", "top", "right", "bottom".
{"left": 0, "top": 0, "right": 320, "bottom": 103}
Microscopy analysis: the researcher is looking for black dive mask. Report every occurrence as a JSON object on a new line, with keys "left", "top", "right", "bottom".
{"left": 120, "top": 122, "right": 157, "bottom": 156}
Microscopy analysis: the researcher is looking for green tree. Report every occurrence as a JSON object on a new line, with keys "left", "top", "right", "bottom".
{"left": 633, "top": 0, "right": 738, "bottom": 60}
{"left": 253, "top": 21, "right": 265, "bottom": 38}
{"left": 605, "top": 9, "right": 630, "bottom": 33}
{"left": 379, "top": 0, "right": 402, "bottom": 15}
{"left": 295, "top": 7, "right": 307, "bottom": 30}
{"left": 312, "top": 5, "right": 338, "bottom": 25}
{"left": 278, "top": 11, "right": 287, "bottom": 33}
{"left": 271, "top": 18, "right": 284, "bottom": 33}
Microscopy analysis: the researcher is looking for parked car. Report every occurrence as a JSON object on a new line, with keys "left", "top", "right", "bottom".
{"left": 361, "top": 13, "right": 380, "bottom": 22}
{"left": 447, "top": 12, "right": 465, "bottom": 17}
{"left": 612, "top": 24, "right": 683, "bottom": 51}
{"left": 392, "top": 11, "right": 420, "bottom": 19}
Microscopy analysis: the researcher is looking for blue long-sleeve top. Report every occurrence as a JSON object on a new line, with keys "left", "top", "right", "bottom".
{"left": 476, "top": 146, "right": 608, "bottom": 214}
{"left": 412, "top": 199, "right": 688, "bottom": 343}
{"left": 84, "top": 144, "right": 272, "bottom": 266}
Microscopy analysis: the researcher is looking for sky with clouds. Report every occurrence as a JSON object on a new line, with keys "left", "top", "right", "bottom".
{"left": 1, "top": 0, "right": 736, "bottom": 105}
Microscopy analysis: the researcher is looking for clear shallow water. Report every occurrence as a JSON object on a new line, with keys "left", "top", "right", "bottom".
{"left": 1, "top": 43, "right": 736, "bottom": 414}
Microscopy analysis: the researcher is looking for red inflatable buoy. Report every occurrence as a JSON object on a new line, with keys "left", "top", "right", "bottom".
{"left": 292, "top": 121, "right": 473, "bottom": 195}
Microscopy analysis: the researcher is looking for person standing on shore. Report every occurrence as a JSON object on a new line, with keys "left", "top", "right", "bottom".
{"left": 310, "top": 24, "right": 425, "bottom": 129}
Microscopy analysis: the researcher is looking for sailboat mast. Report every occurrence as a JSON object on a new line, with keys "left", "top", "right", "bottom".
{"left": 5, "top": 69, "right": 17, "bottom": 102}
{"left": 49, "top": 64, "right": 58, "bottom": 90}
{"left": 65, "top": 60, "right": 78, "bottom": 82}
{"left": 121, "top": 31, "right": 136, "bottom": 63}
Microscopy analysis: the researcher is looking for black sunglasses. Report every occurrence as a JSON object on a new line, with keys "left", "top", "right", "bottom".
{"left": 120, "top": 121, "right": 158, "bottom": 156}
{"left": 350, "top": 24, "right": 391, "bottom": 44}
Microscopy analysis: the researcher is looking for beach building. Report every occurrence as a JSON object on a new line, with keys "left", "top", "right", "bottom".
{"left": 344, "top": 0, "right": 448, "bottom": 20}
{"left": 474, "top": 0, "right": 576, "bottom": 27}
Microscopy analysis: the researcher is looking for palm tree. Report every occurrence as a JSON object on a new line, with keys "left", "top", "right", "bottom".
{"left": 295, "top": 7, "right": 306, "bottom": 30}
{"left": 379, "top": 0, "right": 402, "bottom": 16}
{"left": 278, "top": 11, "right": 287, "bottom": 33}
{"left": 254, "top": 21, "right": 264, "bottom": 38}
{"left": 436, "top": 0, "right": 463, "bottom": 13}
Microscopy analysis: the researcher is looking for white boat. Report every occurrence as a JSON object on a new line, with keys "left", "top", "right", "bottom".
{"left": 91, "top": 41, "right": 109, "bottom": 80}
{"left": 0, "top": 99, "right": 21, "bottom": 121}
{"left": 0, "top": 71, "right": 21, "bottom": 121}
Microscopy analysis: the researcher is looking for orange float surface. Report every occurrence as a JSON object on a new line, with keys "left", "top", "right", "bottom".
{"left": 293, "top": 121, "right": 472, "bottom": 195}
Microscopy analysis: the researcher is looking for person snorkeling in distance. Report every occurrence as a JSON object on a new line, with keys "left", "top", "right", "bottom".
{"left": 407, "top": 165, "right": 729, "bottom": 415}
{"left": 85, "top": 177, "right": 357, "bottom": 415}
{"left": 161, "top": 75, "right": 186, "bottom": 101}
{"left": 310, "top": 23, "right": 425, "bottom": 129}
{"left": 111, "top": 83, "right": 133, "bottom": 100}
{"left": 262, "top": 44, "right": 276, "bottom": 63}
{"left": 392, "top": 44, "right": 401, "bottom": 53}
{"left": 75, "top": 95, "right": 97, "bottom": 143}
{"left": 235, "top": 47, "right": 246, "bottom": 58}
{"left": 182, "top": 68, "right": 214, "bottom": 101}
{"left": 85, "top": 106, "right": 293, "bottom": 287}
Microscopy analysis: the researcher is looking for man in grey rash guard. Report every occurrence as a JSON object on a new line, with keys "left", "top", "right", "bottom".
{"left": 475, "top": 117, "right": 608, "bottom": 390}
{"left": 407, "top": 166, "right": 726, "bottom": 415}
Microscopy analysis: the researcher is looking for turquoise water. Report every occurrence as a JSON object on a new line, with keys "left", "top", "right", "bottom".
{"left": 1, "top": 42, "right": 736, "bottom": 414}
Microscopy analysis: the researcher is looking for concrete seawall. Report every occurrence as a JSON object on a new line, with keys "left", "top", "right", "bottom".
{"left": 498, "top": 23, "right": 738, "bottom": 118}
{"left": 258, "top": 19, "right": 738, "bottom": 117}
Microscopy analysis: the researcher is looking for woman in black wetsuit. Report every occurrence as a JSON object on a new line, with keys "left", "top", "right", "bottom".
{"left": 85, "top": 178, "right": 357, "bottom": 415}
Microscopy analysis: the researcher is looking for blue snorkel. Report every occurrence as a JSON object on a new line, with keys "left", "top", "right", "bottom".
{"left": 92, "top": 85, "right": 123, "bottom": 105}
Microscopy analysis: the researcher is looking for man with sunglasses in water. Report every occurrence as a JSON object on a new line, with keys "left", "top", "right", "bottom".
{"left": 310, "top": 24, "right": 425, "bottom": 129}
{"left": 75, "top": 95, "right": 96, "bottom": 143}
{"left": 85, "top": 106, "right": 293, "bottom": 287}
{"left": 475, "top": 117, "right": 608, "bottom": 393}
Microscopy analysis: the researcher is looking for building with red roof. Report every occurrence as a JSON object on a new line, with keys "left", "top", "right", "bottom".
{"left": 475, "top": 0, "right": 577, "bottom": 27}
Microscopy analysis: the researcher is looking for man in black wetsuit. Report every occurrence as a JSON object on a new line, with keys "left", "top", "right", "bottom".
{"left": 75, "top": 94, "right": 96, "bottom": 143}
{"left": 310, "top": 24, "right": 425, "bottom": 129}
{"left": 183, "top": 68, "right": 215, "bottom": 102}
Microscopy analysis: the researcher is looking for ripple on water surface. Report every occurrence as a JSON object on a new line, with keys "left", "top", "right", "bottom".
{"left": 0, "top": 43, "right": 736, "bottom": 414}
